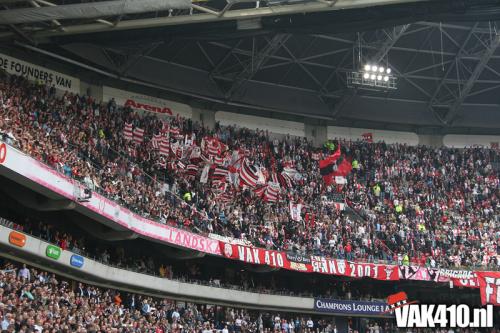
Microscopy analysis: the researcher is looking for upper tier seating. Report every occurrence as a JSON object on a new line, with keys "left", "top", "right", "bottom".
{"left": 0, "top": 73, "right": 498, "bottom": 269}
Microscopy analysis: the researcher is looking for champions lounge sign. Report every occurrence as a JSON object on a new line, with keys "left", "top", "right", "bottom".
{"left": 314, "top": 298, "right": 392, "bottom": 317}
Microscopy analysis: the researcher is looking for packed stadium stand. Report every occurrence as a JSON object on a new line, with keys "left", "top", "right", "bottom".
{"left": 1, "top": 0, "right": 500, "bottom": 332}
{"left": 0, "top": 69, "right": 498, "bottom": 331}
{"left": 0, "top": 74, "right": 498, "bottom": 269}
{"left": 0, "top": 258, "right": 348, "bottom": 332}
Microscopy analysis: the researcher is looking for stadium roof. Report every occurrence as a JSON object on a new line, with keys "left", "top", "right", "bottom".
{"left": 2, "top": 0, "right": 500, "bottom": 134}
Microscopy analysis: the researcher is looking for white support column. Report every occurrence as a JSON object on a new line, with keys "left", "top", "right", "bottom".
{"left": 305, "top": 123, "right": 327, "bottom": 148}
{"left": 192, "top": 107, "right": 216, "bottom": 130}
{"left": 80, "top": 81, "right": 103, "bottom": 101}
{"left": 418, "top": 134, "right": 444, "bottom": 148}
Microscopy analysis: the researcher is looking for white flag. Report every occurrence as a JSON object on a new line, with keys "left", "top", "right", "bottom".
{"left": 200, "top": 164, "right": 210, "bottom": 184}
{"left": 289, "top": 202, "right": 302, "bottom": 222}
{"left": 335, "top": 176, "right": 347, "bottom": 184}
{"left": 256, "top": 167, "right": 266, "bottom": 185}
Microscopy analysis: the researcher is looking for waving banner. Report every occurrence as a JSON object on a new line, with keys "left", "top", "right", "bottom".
{"left": 220, "top": 243, "right": 399, "bottom": 281}
{"left": 452, "top": 277, "right": 480, "bottom": 289}
{"left": 398, "top": 265, "right": 444, "bottom": 282}
{"left": 477, "top": 271, "right": 500, "bottom": 306}
{"left": 311, "top": 256, "right": 400, "bottom": 281}
{"left": 399, "top": 265, "right": 479, "bottom": 288}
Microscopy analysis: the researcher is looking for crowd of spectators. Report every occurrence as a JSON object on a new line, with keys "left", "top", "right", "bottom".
{"left": 1, "top": 259, "right": 497, "bottom": 333}
{"left": 0, "top": 259, "right": 364, "bottom": 333}
{"left": 0, "top": 72, "right": 498, "bottom": 270}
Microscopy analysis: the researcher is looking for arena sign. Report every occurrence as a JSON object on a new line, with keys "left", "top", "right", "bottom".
{"left": 103, "top": 86, "right": 192, "bottom": 119}
{"left": 0, "top": 53, "right": 80, "bottom": 93}
{"left": 314, "top": 298, "right": 391, "bottom": 317}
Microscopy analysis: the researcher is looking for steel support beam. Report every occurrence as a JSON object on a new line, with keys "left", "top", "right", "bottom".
{"left": 33, "top": 0, "right": 114, "bottom": 27}
{"left": 0, "top": 0, "right": 431, "bottom": 39}
{"left": 444, "top": 33, "right": 500, "bottom": 124}
{"left": 373, "top": 24, "right": 411, "bottom": 63}
{"left": 30, "top": 0, "right": 64, "bottom": 30}
{"left": 224, "top": 34, "right": 290, "bottom": 100}
{"left": 427, "top": 24, "right": 478, "bottom": 110}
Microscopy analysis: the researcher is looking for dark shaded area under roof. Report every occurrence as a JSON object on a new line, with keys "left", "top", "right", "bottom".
{"left": 2, "top": 0, "right": 500, "bottom": 134}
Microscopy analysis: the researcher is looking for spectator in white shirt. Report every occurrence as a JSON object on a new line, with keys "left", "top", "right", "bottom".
{"left": 17, "top": 264, "right": 30, "bottom": 281}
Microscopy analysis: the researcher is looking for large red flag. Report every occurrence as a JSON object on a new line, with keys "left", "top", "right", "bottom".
{"left": 477, "top": 271, "right": 500, "bottom": 305}
{"left": 332, "top": 157, "right": 352, "bottom": 177}
{"left": 319, "top": 145, "right": 341, "bottom": 170}
{"left": 319, "top": 145, "right": 342, "bottom": 185}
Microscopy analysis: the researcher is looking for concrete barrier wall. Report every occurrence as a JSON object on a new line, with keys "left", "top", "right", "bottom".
{"left": 443, "top": 134, "right": 500, "bottom": 148}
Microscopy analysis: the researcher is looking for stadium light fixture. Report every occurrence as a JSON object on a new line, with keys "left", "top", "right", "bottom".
{"left": 347, "top": 63, "right": 397, "bottom": 90}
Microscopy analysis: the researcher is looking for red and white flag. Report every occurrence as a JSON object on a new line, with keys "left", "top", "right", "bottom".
{"left": 206, "top": 137, "right": 221, "bottom": 156}
{"left": 282, "top": 167, "right": 302, "bottom": 183}
{"left": 279, "top": 172, "right": 293, "bottom": 189}
{"left": 186, "top": 164, "right": 199, "bottom": 177}
{"left": 170, "top": 126, "right": 180, "bottom": 137}
{"left": 264, "top": 182, "right": 280, "bottom": 202}
{"left": 289, "top": 202, "right": 302, "bottom": 222}
{"left": 177, "top": 161, "right": 186, "bottom": 170}
{"left": 333, "top": 202, "right": 345, "bottom": 211}
{"left": 189, "top": 147, "right": 202, "bottom": 163}
{"left": 270, "top": 172, "right": 279, "bottom": 185}
{"left": 477, "top": 271, "right": 500, "bottom": 305}
{"left": 124, "top": 122, "right": 133, "bottom": 141}
{"left": 133, "top": 127, "right": 145, "bottom": 144}
{"left": 239, "top": 158, "right": 259, "bottom": 188}
{"left": 252, "top": 185, "right": 266, "bottom": 198}
{"left": 159, "top": 138, "right": 170, "bottom": 156}
{"left": 152, "top": 134, "right": 163, "bottom": 149}
{"left": 212, "top": 179, "right": 228, "bottom": 193}
{"left": 214, "top": 192, "right": 232, "bottom": 203}
{"left": 212, "top": 167, "right": 229, "bottom": 181}
{"left": 213, "top": 155, "right": 224, "bottom": 166}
